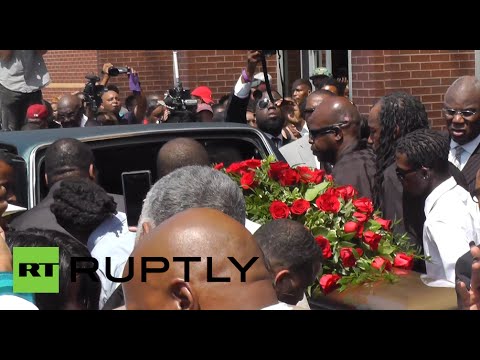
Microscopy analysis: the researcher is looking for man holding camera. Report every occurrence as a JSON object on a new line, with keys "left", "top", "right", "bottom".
{"left": 225, "top": 50, "right": 290, "bottom": 148}
{"left": 98, "top": 64, "right": 147, "bottom": 125}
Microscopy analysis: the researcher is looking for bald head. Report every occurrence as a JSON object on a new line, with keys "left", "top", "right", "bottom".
{"left": 156, "top": 138, "right": 210, "bottom": 179}
{"left": 123, "top": 208, "right": 277, "bottom": 310}
{"left": 444, "top": 76, "right": 480, "bottom": 145}
{"left": 311, "top": 96, "right": 360, "bottom": 128}
{"left": 445, "top": 76, "right": 480, "bottom": 98}
{"left": 57, "top": 94, "right": 83, "bottom": 128}
{"left": 304, "top": 89, "right": 336, "bottom": 122}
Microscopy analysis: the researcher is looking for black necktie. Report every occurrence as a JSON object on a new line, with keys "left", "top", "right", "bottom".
{"left": 272, "top": 137, "right": 281, "bottom": 149}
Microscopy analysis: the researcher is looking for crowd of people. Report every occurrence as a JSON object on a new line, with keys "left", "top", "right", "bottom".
{"left": 0, "top": 50, "right": 480, "bottom": 310}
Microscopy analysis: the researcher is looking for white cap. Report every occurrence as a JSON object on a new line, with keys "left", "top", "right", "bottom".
{"left": 251, "top": 73, "right": 272, "bottom": 88}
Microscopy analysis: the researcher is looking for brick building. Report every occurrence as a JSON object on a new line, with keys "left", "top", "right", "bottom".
{"left": 42, "top": 50, "right": 476, "bottom": 130}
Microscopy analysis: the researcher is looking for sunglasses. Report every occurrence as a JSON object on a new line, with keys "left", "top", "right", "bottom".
{"left": 257, "top": 97, "right": 283, "bottom": 109}
{"left": 309, "top": 122, "right": 347, "bottom": 141}
{"left": 395, "top": 167, "right": 418, "bottom": 182}
{"left": 443, "top": 108, "right": 477, "bottom": 118}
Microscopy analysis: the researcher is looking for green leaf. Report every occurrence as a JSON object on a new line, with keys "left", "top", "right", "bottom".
{"left": 340, "top": 232, "right": 356, "bottom": 241}
{"left": 338, "top": 241, "right": 357, "bottom": 248}
{"left": 305, "top": 182, "right": 330, "bottom": 201}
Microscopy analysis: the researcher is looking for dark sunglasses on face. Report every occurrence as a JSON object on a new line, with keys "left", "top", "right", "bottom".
{"left": 257, "top": 97, "right": 283, "bottom": 109}
{"left": 395, "top": 167, "right": 418, "bottom": 182}
{"left": 443, "top": 108, "right": 477, "bottom": 118}
{"left": 309, "top": 122, "right": 347, "bottom": 141}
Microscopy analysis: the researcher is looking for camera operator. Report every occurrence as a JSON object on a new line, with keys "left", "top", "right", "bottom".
{"left": 225, "top": 50, "right": 291, "bottom": 148}
{"left": 98, "top": 65, "right": 147, "bottom": 125}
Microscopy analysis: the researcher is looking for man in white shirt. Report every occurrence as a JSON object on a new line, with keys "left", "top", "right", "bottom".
{"left": 444, "top": 76, "right": 480, "bottom": 193}
{"left": 396, "top": 129, "right": 480, "bottom": 287}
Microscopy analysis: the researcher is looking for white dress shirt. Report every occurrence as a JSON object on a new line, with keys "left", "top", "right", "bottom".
{"left": 234, "top": 75, "right": 252, "bottom": 99}
{"left": 422, "top": 176, "right": 480, "bottom": 287}
{"left": 87, "top": 211, "right": 135, "bottom": 309}
{"left": 448, "top": 134, "right": 480, "bottom": 170}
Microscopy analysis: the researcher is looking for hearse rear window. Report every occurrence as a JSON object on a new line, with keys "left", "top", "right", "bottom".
{"left": 36, "top": 136, "right": 264, "bottom": 203}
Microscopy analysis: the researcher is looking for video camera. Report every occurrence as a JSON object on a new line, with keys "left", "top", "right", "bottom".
{"left": 107, "top": 66, "right": 130, "bottom": 76}
{"left": 163, "top": 81, "right": 198, "bottom": 111}
{"left": 83, "top": 75, "right": 106, "bottom": 114}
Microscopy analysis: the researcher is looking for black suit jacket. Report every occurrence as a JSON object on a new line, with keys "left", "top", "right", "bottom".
{"left": 225, "top": 92, "right": 248, "bottom": 124}
{"left": 10, "top": 181, "right": 71, "bottom": 235}
{"left": 461, "top": 142, "right": 480, "bottom": 194}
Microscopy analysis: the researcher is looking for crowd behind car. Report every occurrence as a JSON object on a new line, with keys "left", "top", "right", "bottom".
{"left": 0, "top": 50, "right": 479, "bottom": 310}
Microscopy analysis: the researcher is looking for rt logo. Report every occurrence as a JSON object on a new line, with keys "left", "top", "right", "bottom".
{"left": 13, "top": 247, "right": 59, "bottom": 293}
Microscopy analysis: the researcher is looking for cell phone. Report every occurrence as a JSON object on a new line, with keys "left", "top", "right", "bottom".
{"left": 121, "top": 170, "right": 152, "bottom": 227}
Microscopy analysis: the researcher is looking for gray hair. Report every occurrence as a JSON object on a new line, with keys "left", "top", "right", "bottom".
{"left": 136, "top": 165, "right": 246, "bottom": 243}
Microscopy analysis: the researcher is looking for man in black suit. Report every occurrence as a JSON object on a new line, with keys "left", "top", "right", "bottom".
{"left": 444, "top": 76, "right": 480, "bottom": 193}
{"left": 10, "top": 138, "right": 124, "bottom": 234}
{"left": 225, "top": 50, "right": 289, "bottom": 149}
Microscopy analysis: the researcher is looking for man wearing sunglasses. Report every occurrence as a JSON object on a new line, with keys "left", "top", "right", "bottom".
{"left": 308, "top": 96, "right": 375, "bottom": 198}
{"left": 226, "top": 50, "right": 290, "bottom": 149}
{"left": 443, "top": 76, "right": 480, "bottom": 194}
{"left": 396, "top": 129, "right": 480, "bottom": 287}
{"left": 280, "top": 90, "right": 335, "bottom": 169}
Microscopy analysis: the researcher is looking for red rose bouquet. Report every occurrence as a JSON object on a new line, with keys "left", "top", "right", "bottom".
{"left": 216, "top": 156, "right": 422, "bottom": 296}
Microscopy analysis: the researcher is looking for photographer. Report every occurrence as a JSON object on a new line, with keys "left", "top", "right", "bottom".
{"left": 98, "top": 64, "right": 147, "bottom": 125}
{"left": 225, "top": 50, "right": 291, "bottom": 148}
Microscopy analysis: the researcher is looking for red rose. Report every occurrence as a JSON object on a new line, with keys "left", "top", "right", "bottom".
{"left": 278, "top": 168, "right": 301, "bottom": 186}
{"left": 325, "top": 174, "right": 334, "bottom": 182}
{"left": 315, "top": 235, "right": 332, "bottom": 259}
{"left": 356, "top": 248, "right": 364, "bottom": 257}
{"left": 356, "top": 222, "right": 365, "bottom": 238}
{"left": 296, "top": 166, "right": 325, "bottom": 184}
{"left": 315, "top": 191, "right": 341, "bottom": 213}
{"left": 335, "top": 185, "right": 358, "bottom": 201}
{"left": 296, "top": 166, "right": 316, "bottom": 184}
{"left": 268, "top": 161, "right": 290, "bottom": 180}
{"left": 344, "top": 221, "right": 358, "bottom": 233}
{"left": 240, "top": 172, "right": 256, "bottom": 190}
{"left": 226, "top": 161, "right": 248, "bottom": 175}
{"left": 353, "top": 197, "right": 374, "bottom": 214}
{"left": 393, "top": 253, "right": 414, "bottom": 270}
{"left": 353, "top": 211, "right": 368, "bottom": 223}
{"left": 214, "top": 162, "right": 224, "bottom": 170}
{"left": 243, "top": 159, "right": 262, "bottom": 169}
{"left": 374, "top": 216, "right": 392, "bottom": 231}
{"left": 320, "top": 274, "right": 342, "bottom": 294}
{"left": 311, "top": 169, "right": 325, "bottom": 184}
{"left": 340, "top": 248, "right": 357, "bottom": 268}
{"left": 363, "top": 231, "right": 382, "bottom": 251}
{"left": 269, "top": 200, "right": 290, "bottom": 219}
{"left": 290, "top": 199, "right": 310, "bottom": 215}
{"left": 371, "top": 257, "right": 392, "bottom": 272}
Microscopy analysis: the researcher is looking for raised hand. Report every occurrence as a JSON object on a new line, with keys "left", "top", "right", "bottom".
{"left": 456, "top": 244, "right": 480, "bottom": 310}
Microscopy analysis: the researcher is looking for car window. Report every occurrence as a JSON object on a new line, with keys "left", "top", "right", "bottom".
{"left": 33, "top": 134, "right": 269, "bottom": 204}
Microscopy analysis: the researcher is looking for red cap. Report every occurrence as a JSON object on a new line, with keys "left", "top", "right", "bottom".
{"left": 191, "top": 86, "right": 214, "bottom": 105}
{"left": 26, "top": 104, "right": 49, "bottom": 120}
